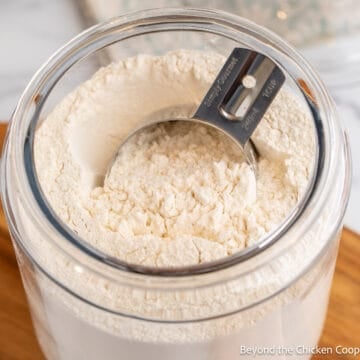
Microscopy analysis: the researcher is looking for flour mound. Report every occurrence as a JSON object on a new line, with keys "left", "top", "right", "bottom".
{"left": 34, "top": 50, "right": 315, "bottom": 266}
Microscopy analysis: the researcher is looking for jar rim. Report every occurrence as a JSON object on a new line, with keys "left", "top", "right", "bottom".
{"left": 1, "top": 8, "right": 351, "bottom": 292}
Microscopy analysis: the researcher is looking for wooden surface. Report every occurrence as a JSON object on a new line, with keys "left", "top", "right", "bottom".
{"left": 0, "top": 123, "right": 359, "bottom": 360}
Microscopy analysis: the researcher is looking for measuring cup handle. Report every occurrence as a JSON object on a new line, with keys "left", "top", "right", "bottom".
{"left": 194, "top": 48, "right": 285, "bottom": 147}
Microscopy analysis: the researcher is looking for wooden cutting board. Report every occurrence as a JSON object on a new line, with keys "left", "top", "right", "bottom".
{"left": 0, "top": 123, "right": 358, "bottom": 360}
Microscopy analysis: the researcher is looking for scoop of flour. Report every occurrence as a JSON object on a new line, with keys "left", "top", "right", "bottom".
{"left": 34, "top": 50, "right": 315, "bottom": 266}
{"left": 92, "top": 122, "right": 256, "bottom": 266}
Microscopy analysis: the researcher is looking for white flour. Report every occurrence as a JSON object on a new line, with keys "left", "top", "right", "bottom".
{"left": 34, "top": 50, "right": 315, "bottom": 266}
{"left": 30, "top": 50, "right": 335, "bottom": 360}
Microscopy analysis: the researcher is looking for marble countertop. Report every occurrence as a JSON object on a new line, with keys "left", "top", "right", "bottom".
{"left": 0, "top": 0, "right": 359, "bottom": 232}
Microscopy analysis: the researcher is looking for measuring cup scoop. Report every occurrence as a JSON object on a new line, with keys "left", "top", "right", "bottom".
{"left": 105, "top": 48, "right": 285, "bottom": 182}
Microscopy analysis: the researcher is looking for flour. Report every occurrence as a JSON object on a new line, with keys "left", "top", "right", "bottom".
{"left": 28, "top": 50, "right": 338, "bottom": 360}
{"left": 34, "top": 50, "right": 315, "bottom": 267}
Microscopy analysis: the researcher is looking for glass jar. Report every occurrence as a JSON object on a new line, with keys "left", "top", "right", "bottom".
{"left": 1, "top": 8, "right": 351, "bottom": 360}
